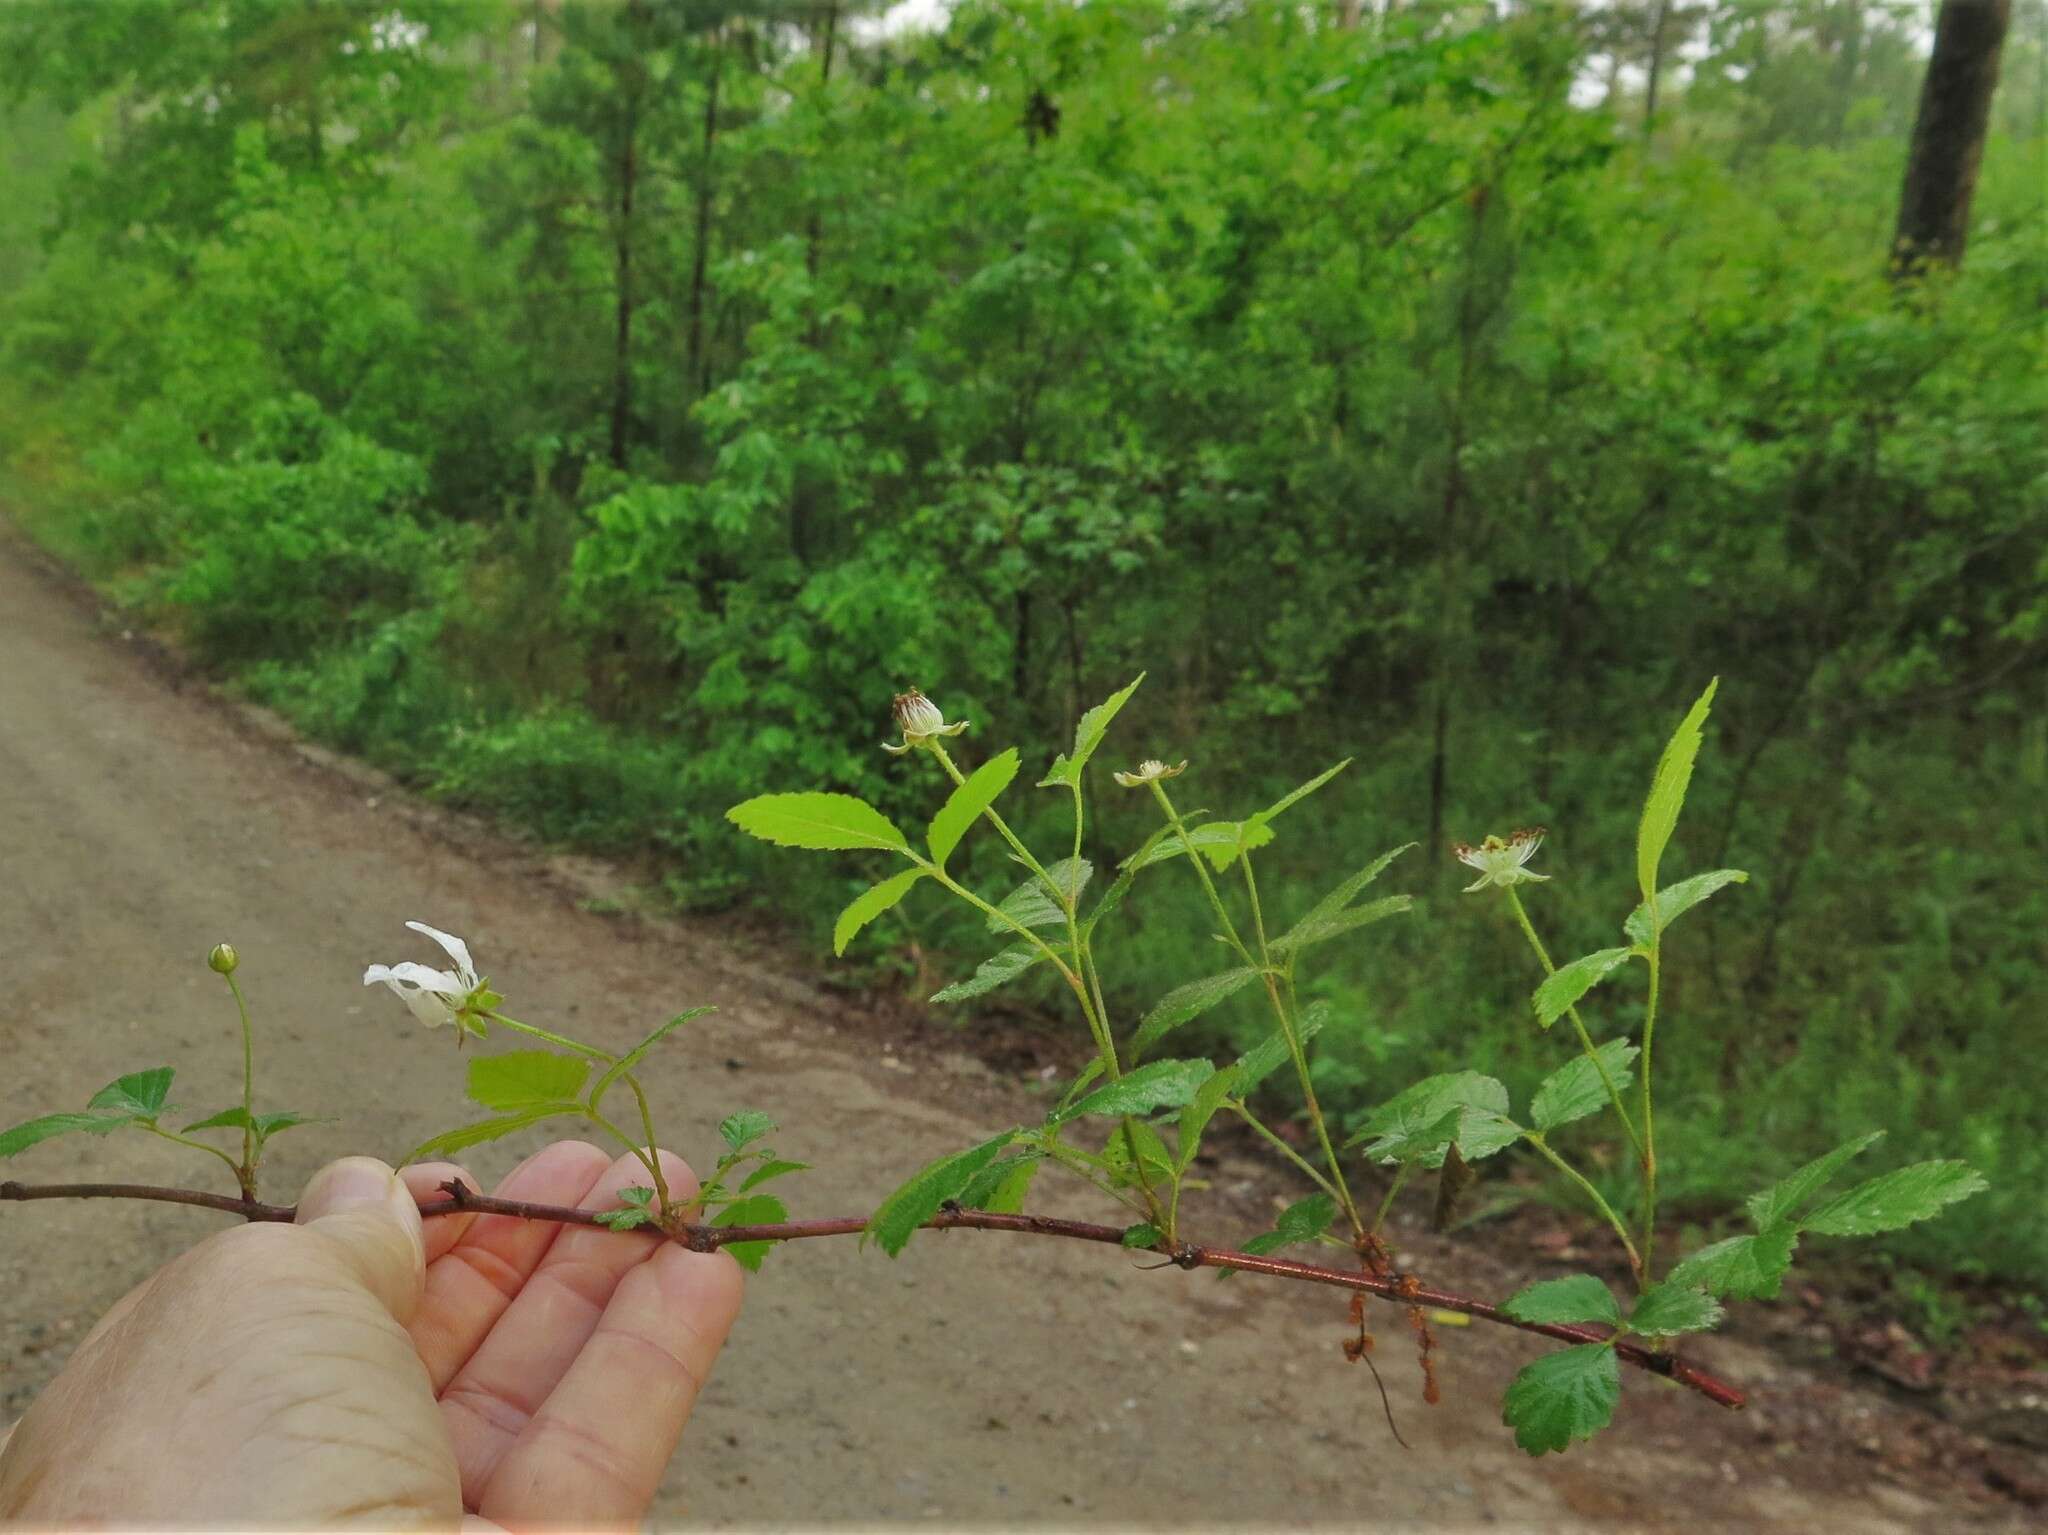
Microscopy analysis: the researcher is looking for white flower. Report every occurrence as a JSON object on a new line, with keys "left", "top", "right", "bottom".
{"left": 1113, "top": 759, "right": 1188, "bottom": 788}
{"left": 1452, "top": 828, "right": 1550, "bottom": 892}
{"left": 363, "top": 921, "right": 493, "bottom": 1035}
{"left": 882, "top": 687, "right": 970, "bottom": 754}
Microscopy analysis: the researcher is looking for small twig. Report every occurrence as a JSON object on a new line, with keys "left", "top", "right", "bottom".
{"left": 2, "top": 1178, "right": 1745, "bottom": 1410}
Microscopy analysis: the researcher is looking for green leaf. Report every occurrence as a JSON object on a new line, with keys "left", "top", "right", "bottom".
{"left": 88, "top": 1067, "right": 175, "bottom": 1121}
{"left": 958, "top": 1152, "right": 1041, "bottom": 1214}
{"left": 1502, "top": 1344, "right": 1620, "bottom": 1456}
{"left": 1053, "top": 1058, "right": 1106, "bottom": 1115}
{"left": 928, "top": 748, "right": 1020, "bottom": 865}
{"left": 252, "top": 1111, "right": 315, "bottom": 1138}
{"left": 713, "top": 1193, "right": 787, "bottom": 1271}
{"left": 1234, "top": 1002, "right": 1328, "bottom": 1095}
{"left": 468, "top": 1052, "right": 591, "bottom": 1113}
{"left": 719, "top": 1110, "right": 775, "bottom": 1152}
{"left": 1102, "top": 1119, "right": 1176, "bottom": 1187}
{"left": 1635, "top": 679, "right": 1718, "bottom": 903}
{"left": 1800, "top": 1161, "right": 1987, "bottom": 1237}
{"left": 1533, "top": 948, "right": 1635, "bottom": 1028}
{"left": 589, "top": 1008, "right": 715, "bottom": 1113}
{"left": 1663, "top": 1227, "right": 1800, "bottom": 1300}
{"left": 404, "top": 1105, "right": 586, "bottom": 1164}
{"left": 1130, "top": 967, "right": 1260, "bottom": 1059}
{"left": 1627, "top": 1283, "right": 1724, "bottom": 1337}
{"left": 1056, "top": 1058, "right": 1214, "bottom": 1122}
{"left": 727, "top": 792, "right": 909, "bottom": 854}
{"left": 1121, "top": 1222, "right": 1163, "bottom": 1249}
{"left": 738, "top": 1158, "right": 810, "bottom": 1193}
{"left": 1349, "top": 1072, "right": 1518, "bottom": 1168}
{"left": 986, "top": 858, "right": 1091, "bottom": 933}
{"left": 1120, "top": 821, "right": 1255, "bottom": 872}
{"left": 1280, "top": 844, "right": 1416, "bottom": 948}
{"left": 1039, "top": 675, "right": 1144, "bottom": 788}
{"left": 595, "top": 1185, "right": 657, "bottom": 1230}
{"left": 1190, "top": 818, "right": 1277, "bottom": 873}
{"left": 1269, "top": 895, "right": 1411, "bottom": 956}
{"left": 1502, "top": 1274, "right": 1621, "bottom": 1327}
{"left": 1529, "top": 1039, "right": 1641, "bottom": 1132}
{"left": 834, "top": 868, "right": 927, "bottom": 956}
{"left": 1746, "top": 1131, "right": 1886, "bottom": 1231}
{"left": 1249, "top": 759, "right": 1351, "bottom": 831}
{"left": 930, "top": 943, "right": 1049, "bottom": 1003}
{"left": 1242, "top": 1192, "right": 1338, "bottom": 1255}
{"left": 182, "top": 1107, "right": 318, "bottom": 1140}
{"left": 1176, "top": 1064, "right": 1240, "bottom": 1172}
{"left": 1623, "top": 869, "right": 1749, "bottom": 947}
{"left": 0, "top": 1112, "right": 132, "bottom": 1158}
{"left": 866, "top": 1131, "right": 1015, "bottom": 1257}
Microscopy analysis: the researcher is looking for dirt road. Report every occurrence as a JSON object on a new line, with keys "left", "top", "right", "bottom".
{"left": 0, "top": 531, "right": 2017, "bottom": 1530}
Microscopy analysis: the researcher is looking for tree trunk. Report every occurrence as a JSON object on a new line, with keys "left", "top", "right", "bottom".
{"left": 608, "top": 99, "right": 639, "bottom": 469}
{"left": 1893, "top": 0, "right": 2011, "bottom": 274}
{"left": 685, "top": 35, "right": 724, "bottom": 401}
{"left": 1642, "top": 0, "right": 1671, "bottom": 140}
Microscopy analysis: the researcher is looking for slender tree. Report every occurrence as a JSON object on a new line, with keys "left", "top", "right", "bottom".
{"left": 1893, "top": 0, "right": 2012, "bottom": 273}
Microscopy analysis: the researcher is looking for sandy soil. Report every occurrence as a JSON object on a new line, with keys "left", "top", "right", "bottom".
{"left": 0, "top": 529, "right": 2033, "bottom": 1531}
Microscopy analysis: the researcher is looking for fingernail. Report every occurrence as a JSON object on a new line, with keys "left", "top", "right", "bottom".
{"left": 298, "top": 1157, "right": 398, "bottom": 1224}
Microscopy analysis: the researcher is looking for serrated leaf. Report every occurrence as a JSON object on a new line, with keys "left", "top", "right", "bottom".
{"left": 1102, "top": 1119, "right": 1176, "bottom": 1187}
{"left": 1243, "top": 1192, "right": 1338, "bottom": 1255}
{"left": 589, "top": 1007, "right": 715, "bottom": 1113}
{"left": 1121, "top": 820, "right": 1261, "bottom": 872}
{"left": 987, "top": 858, "right": 1091, "bottom": 933}
{"left": 1627, "top": 1282, "right": 1725, "bottom": 1336}
{"left": 1502, "top": 1344, "right": 1620, "bottom": 1455}
{"left": 1270, "top": 895, "right": 1412, "bottom": 956}
{"left": 929, "top": 943, "right": 1049, "bottom": 1003}
{"left": 253, "top": 1111, "right": 315, "bottom": 1138}
{"left": 714, "top": 1193, "right": 787, "bottom": 1271}
{"left": 1249, "top": 759, "right": 1351, "bottom": 830}
{"left": 88, "top": 1067, "right": 175, "bottom": 1121}
{"left": 0, "top": 1112, "right": 132, "bottom": 1158}
{"left": 1800, "top": 1161, "right": 1987, "bottom": 1237}
{"left": 1636, "top": 679, "right": 1717, "bottom": 902}
{"left": 1039, "top": 675, "right": 1144, "bottom": 788}
{"left": 1623, "top": 869, "right": 1749, "bottom": 946}
{"left": 1502, "top": 1274, "right": 1621, "bottom": 1327}
{"left": 1279, "top": 844, "right": 1416, "bottom": 949}
{"left": 1350, "top": 1071, "right": 1518, "bottom": 1168}
{"left": 1176, "top": 1065, "right": 1240, "bottom": 1171}
{"left": 835, "top": 868, "right": 927, "bottom": 956}
{"left": 739, "top": 1158, "right": 811, "bottom": 1193}
{"left": 959, "top": 1152, "right": 1041, "bottom": 1213}
{"left": 727, "top": 792, "right": 909, "bottom": 854}
{"left": 404, "top": 1104, "right": 586, "bottom": 1164}
{"left": 1130, "top": 967, "right": 1260, "bottom": 1059}
{"left": 928, "top": 748, "right": 1021, "bottom": 865}
{"left": 1530, "top": 1039, "right": 1641, "bottom": 1132}
{"left": 1121, "top": 1222, "right": 1163, "bottom": 1248}
{"left": 719, "top": 1110, "right": 775, "bottom": 1152}
{"left": 1234, "top": 1001, "right": 1328, "bottom": 1095}
{"left": 1663, "top": 1227, "right": 1800, "bottom": 1300}
{"left": 593, "top": 1206, "right": 655, "bottom": 1231}
{"left": 1056, "top": 1058, "right": 1214, "bottom": 1122}
{"left": 1533, "top": 948, "right": 1635, "bottom": 1027}
{"left": 866, "top": 1131, "right": 1015, "bottom": 1257}
{"left": 1746, "top": 1131, "right": 1886, "bottom": 1231}
{"left": 468, "top": 1052, "right": 591, "bottom": 1112}
{"left": 182, "top": 1107, "right": 318, "bottom": 1140}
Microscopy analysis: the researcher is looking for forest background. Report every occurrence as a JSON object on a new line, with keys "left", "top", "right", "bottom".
{"left": 0, "top": 0, "right": 2041, "bottom": 1313}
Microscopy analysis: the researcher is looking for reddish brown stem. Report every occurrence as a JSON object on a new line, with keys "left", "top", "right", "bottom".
{"left": 1, "top": 1178, "right": 1744, "bottom": 1411}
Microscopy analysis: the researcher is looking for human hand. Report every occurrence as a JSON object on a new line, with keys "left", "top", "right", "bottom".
{"left": 0, "top": 1141, "right": 743, "bottom": 1529}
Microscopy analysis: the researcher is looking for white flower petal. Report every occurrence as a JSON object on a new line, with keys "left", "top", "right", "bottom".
{"left": 404, "top": 921, "right": 479, "bottom": 986}
{"left": 365, "top": 960, "right": 468, "bottom": 996}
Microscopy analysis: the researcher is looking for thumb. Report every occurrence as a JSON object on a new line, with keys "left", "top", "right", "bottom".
{"left": 294, "top": 1156, "right": 427, "bottom": 1325}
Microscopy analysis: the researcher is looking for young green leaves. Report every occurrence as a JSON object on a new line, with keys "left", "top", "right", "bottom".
{"left": 1636, "top": 678, "right": 1717, "bottom": 905}
{"left": 1039, "top": 674, "right": 1143, "bottom": 789}
{"left": 0, "top": 1068, "right": 176, "bottom": 1158}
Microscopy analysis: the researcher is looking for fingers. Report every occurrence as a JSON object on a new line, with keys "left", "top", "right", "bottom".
{"left": 295, "top": 1157, "right": 427, "bottom": 1324}
{"left": 477, "top": 1242, "right": 744, "bottom": 1529}
{"left": 408, "top": 1142, "right": 614, "bottom": 1390}
{"left": 403, "top": 1161, "right": 482, "bottom": 1263}
{"left": 439, "top": 1150, "right": 696, "bottom": 1509}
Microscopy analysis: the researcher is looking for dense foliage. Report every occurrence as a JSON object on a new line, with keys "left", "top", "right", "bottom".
{"left": 1, "top": 0, "right": 2041, "bottom": 1290}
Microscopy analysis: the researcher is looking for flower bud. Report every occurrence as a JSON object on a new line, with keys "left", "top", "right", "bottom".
{"left": 1112, "top": 759, "right": 1189, "bottom": 788}
{"left": 883, "top": 687, "right": 971, "bottom": 754}
{"left": 207, "top": 942, "right": 240, "bottom": 975}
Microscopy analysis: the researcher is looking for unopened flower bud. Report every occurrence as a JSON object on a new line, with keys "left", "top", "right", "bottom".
{"left": 207, "top": 942, "right": 240, "bottom": 975}
{"left": 883, "top": 687, "right": 971, "bottom": 754}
